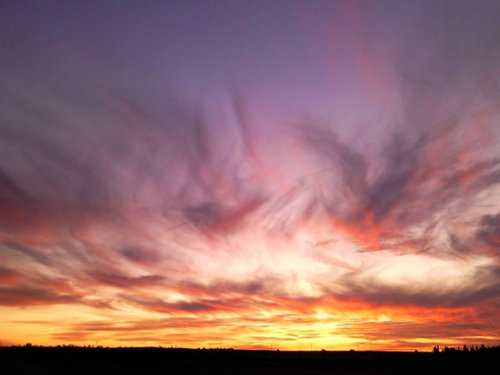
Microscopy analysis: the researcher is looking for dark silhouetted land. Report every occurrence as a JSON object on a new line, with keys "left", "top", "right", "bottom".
{"left": 1, "top": 345, "right": 499, "bottom": 374}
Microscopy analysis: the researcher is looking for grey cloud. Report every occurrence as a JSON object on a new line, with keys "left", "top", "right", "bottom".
{"left": 89, "top": 272, "right": 166, "bottom": 289}
{"left": 0, "top": 266, "right": 21, "bottom": 282}
{"left": 184, "top": 202, "right": 222, "bottom": 229}
{"left": 120, "top": 246, "right": 162, "bottom": 266}
{"left": 0, "top": 286, "right": 80, "bottom": 306}
{"left": 324, "top": 263, "right": 500, "bottom": 308}
{"left": 476, "top": 214, "right": 500, "bottom": 249}
{"left": 2, "top": 241, "right": 53, "bottom": 266}
{"left": 0, "top": 60, "right": 267, "bottom": 240}
{"left": 0, "top": 168, "right": 31, "bottom": 206}
{"left": 296, "top": 1, "right": 500, "bottom": 254}
{"left": 121, "top": 294, "right": 215, "bottom": 314}
{"left": 447, "top": 213, "right": 500, "bottom": 257}
{"left": 173, "top": 301, "right": 215, "bottom": 312}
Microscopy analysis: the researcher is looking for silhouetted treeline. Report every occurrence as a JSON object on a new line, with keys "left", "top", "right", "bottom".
{"left": 432, "top": 344, "right": 500, "bottom": 354}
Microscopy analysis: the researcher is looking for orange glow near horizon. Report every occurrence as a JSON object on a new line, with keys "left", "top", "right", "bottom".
{"left": 1, "top": 298, "right": 498, "bottom": 351}
{"left": 1, "top": 205, "right": 499, "bottom": 351}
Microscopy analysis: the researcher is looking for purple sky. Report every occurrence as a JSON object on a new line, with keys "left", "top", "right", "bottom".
{"left": 1, "top": 0, "right": 499, "bottom": 349}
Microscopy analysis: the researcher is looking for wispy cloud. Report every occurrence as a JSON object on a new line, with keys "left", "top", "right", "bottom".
{"left": 0, "top": 0, "right": 499, "bottom": 349}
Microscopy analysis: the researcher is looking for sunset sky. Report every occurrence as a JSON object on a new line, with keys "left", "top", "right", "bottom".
{"left": 1, "top": 0, "right": 499, "bottom": 351}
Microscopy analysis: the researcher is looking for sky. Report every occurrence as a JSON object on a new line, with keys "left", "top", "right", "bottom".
{"left": 0, "top": 0, "right": 499, "bottom": 351}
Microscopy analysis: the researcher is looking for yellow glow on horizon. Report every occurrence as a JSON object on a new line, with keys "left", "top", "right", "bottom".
{"left": 3, "top": 301, "right": 497, "bottom": 351}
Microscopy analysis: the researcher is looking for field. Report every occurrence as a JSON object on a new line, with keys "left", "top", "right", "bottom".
{"left": 1, "top": 346, "right": 498, "bottom": 374}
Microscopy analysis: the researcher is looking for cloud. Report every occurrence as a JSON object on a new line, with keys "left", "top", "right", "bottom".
{"left": 121, "top": 294, "right": 217, "bottom": 314}
{"left": 476, "top": 214, "right": 500, "bottom": 249}
{"left": 2, "top": 241, "right": 53, "bottom": 266}
{"left": 0, "top": 266, "right": 21, "bottom": 284}
{"left": 120, "top": 246, "right": 162, "bottom": 266}
{"left": 89, "top": 272, "right": 166, "bottom": 289}
{"left": 0, "top": 286, "right": 80, "bottom": 306}
{"left": 294, "top": 4, "right": 500, "bottom": 254}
